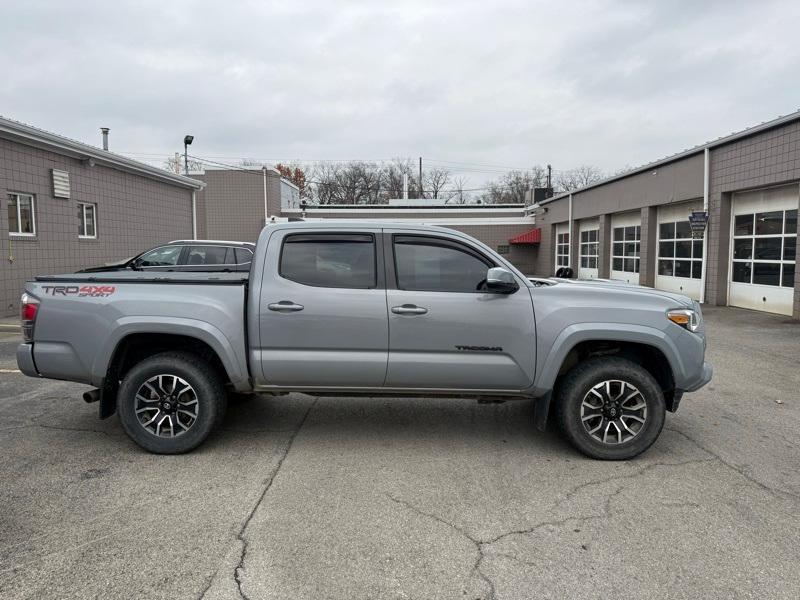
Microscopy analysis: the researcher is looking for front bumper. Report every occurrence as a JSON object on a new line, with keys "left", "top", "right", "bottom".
{"left": 683, "top": 361, "right": 713, "bottom": 393}
{"left": 16, "top": 343, "right": 39, "bottom": 377}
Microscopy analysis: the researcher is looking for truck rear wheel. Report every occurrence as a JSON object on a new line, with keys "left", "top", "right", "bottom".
{"left": 117, "top": 351, "right": 226, "bottom": 454}
{"left": 555, "top": 357, "right": 665, "bottom": 460}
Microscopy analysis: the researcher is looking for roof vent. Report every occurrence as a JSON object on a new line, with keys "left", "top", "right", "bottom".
{"left": 100, "top": 127, "right": 109, "bottom": 150}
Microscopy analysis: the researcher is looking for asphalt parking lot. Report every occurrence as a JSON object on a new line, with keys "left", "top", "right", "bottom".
{"left": 1, "top": 306, "right": 799, "bottom": 600}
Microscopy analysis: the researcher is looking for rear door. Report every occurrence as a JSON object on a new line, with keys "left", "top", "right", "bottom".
{"left": 384, "top": 231, "right": 536, "bottom": 391}
{"left": 256, "top": 228, "right": 388, "bottom": 387}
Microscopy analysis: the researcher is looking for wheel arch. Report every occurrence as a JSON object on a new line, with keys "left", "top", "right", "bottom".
{"left": 530, "top": 323, "right": 683, "bottom": 430}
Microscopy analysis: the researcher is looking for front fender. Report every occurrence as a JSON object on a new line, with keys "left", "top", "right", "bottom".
{"left": 528, "top": 322, "right": 684, "bottom": 397}
{"left": 91, "top": 316, "right": 250, "bottom": 391}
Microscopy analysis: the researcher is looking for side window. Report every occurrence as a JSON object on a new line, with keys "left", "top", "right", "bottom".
{"left": 139, "top": 246, "right": 182, "bottom": 267}
{"left": 394, "top": 235, "right": 492, "bottom": 293}
{"left": 185, "top": 245, "right": 234, "bottom": 266}
{"left": 280, "top": 233, "right": 376, "bottom": 288}
{"left": 235, "top": 247, "right": 254, "bottom": 264}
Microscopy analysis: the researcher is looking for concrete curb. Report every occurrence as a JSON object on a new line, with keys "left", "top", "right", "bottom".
{"left": 0, "top": 324, "right": 21, "bottom": 332}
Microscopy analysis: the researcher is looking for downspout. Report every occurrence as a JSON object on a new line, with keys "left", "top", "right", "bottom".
{"left": 700, "top": 148, "right": 710, "bottom": 304}
{"left": 191, "top": 190, "right": 197, "bottom": 240}
{"left": 268, "top": 167, "right": 269, "bottom": 227}
{"left": 568, "top": 193, "right": 573, "bottom": 268}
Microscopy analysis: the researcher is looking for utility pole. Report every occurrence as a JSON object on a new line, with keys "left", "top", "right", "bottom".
{"left": 419, "top": 156, "right": 423, "bottom": 199}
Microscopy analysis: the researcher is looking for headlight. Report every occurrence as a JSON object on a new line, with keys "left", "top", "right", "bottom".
{"left": 667, "top": 309, "right": 700, "bottom": 332}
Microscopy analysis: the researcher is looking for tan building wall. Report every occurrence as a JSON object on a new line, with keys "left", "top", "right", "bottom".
{"left": 0, "top": 137, "right": 195, "bottom": 316}
{"left": 533, "top": 114, "right": 800, "bottom": 318}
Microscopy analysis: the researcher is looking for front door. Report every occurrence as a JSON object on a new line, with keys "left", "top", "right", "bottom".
{"left": 384, "top": 231, "right": 536, "bottom": 392}
{"left": 257, "top": 228, "right": 388, "bottom": 387}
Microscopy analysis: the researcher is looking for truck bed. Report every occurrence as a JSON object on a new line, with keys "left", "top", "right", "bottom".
{"left": 19, "top": 271, "right": 251, "bottom": 391}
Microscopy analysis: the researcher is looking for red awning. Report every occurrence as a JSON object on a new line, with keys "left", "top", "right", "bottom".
{"left": 509, "top": 228, "right": 541, "bottom": 244}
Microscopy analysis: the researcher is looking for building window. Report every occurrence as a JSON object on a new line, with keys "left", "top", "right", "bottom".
{"left": 496, "top": 244, "right": 510, "bottom": 255}
{"left": 657, "top": 220, "right": 702, "bottom": 279}
{"left": 731, "top": 210, "right": 796, "bottom": 287}
{"left": 579, "top": 229, "right": 598, "bottom": 269}
{"left": 78, "top": 202, "right": 97, "bottom": 238}
{"left": 611, "top": 225, "right": 640, "bottom": 273}
{"left": 8, "top": 193, "right": 36, "bottom": 236}
{"left": 556, "top": 232, "right": 570, "bottom": 267}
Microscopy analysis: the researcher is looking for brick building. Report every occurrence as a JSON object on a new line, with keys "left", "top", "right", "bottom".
{"left": 0, "top": 117, "right": 203, "bottom": 316}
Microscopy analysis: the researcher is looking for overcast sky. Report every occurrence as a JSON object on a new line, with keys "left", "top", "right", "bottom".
{"left": 2, "top": 0, "right": 799, "bottom": 183}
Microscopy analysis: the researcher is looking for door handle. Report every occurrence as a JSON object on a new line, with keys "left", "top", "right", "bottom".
{"left": 268, "top": 301, "right": 304, "bottom": 312}
{"left": 391, "top": 304, "right": 428, "bottom": 315}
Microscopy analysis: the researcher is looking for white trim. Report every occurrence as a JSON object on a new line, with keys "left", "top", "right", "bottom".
{"left": 77, "top": 202, "right": 98, "bottom": 239}
{"left": 282, "top": 207, "right": 526, "bottom": 215}
{"left": 8, "top": 192, "right": 36, "bottom": 236}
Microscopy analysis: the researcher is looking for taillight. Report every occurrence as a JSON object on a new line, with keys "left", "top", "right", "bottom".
{"left": 20, "top": 292, "right": 39, "bottom": 342}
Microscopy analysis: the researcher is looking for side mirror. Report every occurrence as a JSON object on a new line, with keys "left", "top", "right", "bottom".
{"left": 486, "top": 267, "right": 519, "bottom": 294}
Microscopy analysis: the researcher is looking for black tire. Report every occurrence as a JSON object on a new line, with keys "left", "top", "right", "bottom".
{"left": 117, "top": 351, "right": 226, "bottom": 454}
{"left": 555, "top": 357, "right": 665, "bottom": 460}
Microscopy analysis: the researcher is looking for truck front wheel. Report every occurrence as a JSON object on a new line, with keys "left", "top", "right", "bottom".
{"left": 556, "top": 357, "right": 665, "bottom": 460}
{"left": 117, "top": 351, "right": 226, "bottom": 454}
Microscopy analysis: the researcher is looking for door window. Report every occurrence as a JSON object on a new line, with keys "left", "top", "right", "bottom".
{"left": 184, "top": 245, "right": 235, "bottom": 266}
{"left": 235, "top": 247, "right": 254, "bottom": 264}
{"left": 139, "top": 246, "right": 183, "bottom": 267}
{"left": 394, "top": 236, "right": 492, "bottom": 293}
{"left": 280, "top": 233, "right": 376, "bottom": 288}
{"left": 731, "top": 210, "right": 796, "bottom": 287}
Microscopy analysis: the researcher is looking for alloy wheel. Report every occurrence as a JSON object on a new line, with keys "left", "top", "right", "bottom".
{"left": 134, "top": 374, "right": 199, "bottom": 438}
{"left": 580, "top": 380, "right": 648, "bottom": 445}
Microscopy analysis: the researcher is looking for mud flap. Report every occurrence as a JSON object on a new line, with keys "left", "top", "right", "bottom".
{"left": 533, "top": 392, "right": 552, "bottom": 431}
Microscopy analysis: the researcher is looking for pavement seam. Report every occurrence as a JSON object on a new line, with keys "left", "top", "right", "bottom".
{"left": 230, "top": 399, "right": 317, "bottom": 600}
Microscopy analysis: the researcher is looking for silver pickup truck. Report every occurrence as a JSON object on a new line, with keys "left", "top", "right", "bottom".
{"left": 17, "top": 222, "right": 712, "bottom": 459}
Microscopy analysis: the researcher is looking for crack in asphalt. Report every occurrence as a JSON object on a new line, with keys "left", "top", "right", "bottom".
{"left": 665, "top": 426, "right": 800, "bottom": 503}
{"left": 387, "top": 457, "right": 717, "bottom": 599}
{"left": 230, "top": 399, "right": 317, "bottom": 600}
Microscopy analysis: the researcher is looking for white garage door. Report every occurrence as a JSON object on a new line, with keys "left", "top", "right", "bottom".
{"left": 554, "top": 222, "right": 570, "bottom": 274}
{"left": 610, "top": 212, "right": 641, "bottom": 285}
{"left": 578, "top": 218, "right": 599, "bottom": 279}
{"left": 729, "top": 185, "right": 798, "bottom": 316}
{"left": 655, "top": 201, "right": 704, "bottom": 300}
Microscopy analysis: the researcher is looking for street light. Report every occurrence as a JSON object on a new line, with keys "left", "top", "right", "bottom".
{"left": 183, "top": 134, "right": 194, "bottom": 175}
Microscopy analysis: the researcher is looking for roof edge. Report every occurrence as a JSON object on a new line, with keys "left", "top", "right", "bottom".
{"left": 542, "top": 108, "right": 800, "bottom": 204}
{"left": 0, "top": 116, "right": 204, "bottom": 190}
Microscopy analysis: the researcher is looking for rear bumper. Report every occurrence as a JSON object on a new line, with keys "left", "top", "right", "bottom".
{"left": 16, "top": 343, "right": 39, "bottom": 377}
{"left": 682, "top": 361, "right": 713, "bottom": 393}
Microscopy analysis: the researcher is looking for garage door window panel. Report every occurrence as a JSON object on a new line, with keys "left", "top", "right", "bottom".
{"left": 658, "top": 219, "right": 702, "bottom": 280}
{"left": 579, "top": 230, "right": 598, "bottom": 268}
{"left": 731, "top": 209, "right": 796, "bottom": 287}
{"left": 612, "top": 226, "right": 640, "bottom": 273}
{"left": 556, "top": 232, "right": 570, "bottom": 267}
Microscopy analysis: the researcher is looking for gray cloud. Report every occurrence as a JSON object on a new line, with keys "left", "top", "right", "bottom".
{"left": 2, "top": 0, "right": 799, "bottom": 182}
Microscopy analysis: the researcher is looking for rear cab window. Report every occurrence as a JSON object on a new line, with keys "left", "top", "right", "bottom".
{"left": 280, "top": 233, "right": 377, "bottom": 289}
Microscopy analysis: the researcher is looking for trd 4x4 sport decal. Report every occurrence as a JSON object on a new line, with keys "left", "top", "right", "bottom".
{"left": 41, "top": 285, "right": 117, "bottom": 297}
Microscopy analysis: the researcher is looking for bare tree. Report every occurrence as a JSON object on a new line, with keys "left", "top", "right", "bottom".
{"left": 448, "top": 176, "right": 470, "bottom": 204}
{"left": 424, "top": 167, "right": 451, "bottom": 199}
{"left": 382, "top": 158, "right": 418, "bottom": 199}
{"left": 555, "top": 165, "right": 605, "bottom": 192}
{"left": 482, "top": 166, "right": 548, "bottom": 204}
{"left": 164, "top": 155, "right": 203, "bottom": 174}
